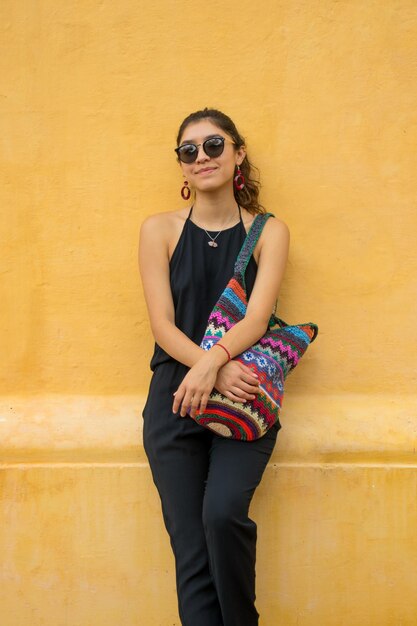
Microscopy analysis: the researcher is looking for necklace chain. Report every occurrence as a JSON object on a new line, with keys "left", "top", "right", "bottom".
{"left": 191, "top": 205, "right": 240, "bottom": 247}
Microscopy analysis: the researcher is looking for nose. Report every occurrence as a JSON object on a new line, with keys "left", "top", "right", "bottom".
{"left": 196, "top": 143, "right": 209, "bottom": 162}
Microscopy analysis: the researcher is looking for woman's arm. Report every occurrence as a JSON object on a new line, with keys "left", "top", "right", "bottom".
{"left": 172, "top": 216, "right": 290, "bottom": 418}
{"left": 138, "top": 213, "right": 206, "bottom": 368}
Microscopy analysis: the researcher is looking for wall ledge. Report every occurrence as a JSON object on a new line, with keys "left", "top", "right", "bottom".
{"left": 1, "top": 393, "right": 416, "bottom": 464}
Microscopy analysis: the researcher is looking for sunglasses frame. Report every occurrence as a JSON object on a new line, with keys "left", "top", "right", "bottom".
{"left": 175, "top": 136, "right": 236, "bottom": 164}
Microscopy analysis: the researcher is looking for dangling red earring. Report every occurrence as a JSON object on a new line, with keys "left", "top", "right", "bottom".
{"left": 234, "top": 165, "right": 245, "bottom": 191}
{"left": 181, "top": 180, "right": 191, "bottom": 200}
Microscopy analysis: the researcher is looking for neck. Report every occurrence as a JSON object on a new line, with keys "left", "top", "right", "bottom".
{"left": 191, "top": 187, "right": 239, "bottom": 228}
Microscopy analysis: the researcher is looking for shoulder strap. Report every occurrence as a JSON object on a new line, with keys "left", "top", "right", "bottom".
{"left": 234, "top": 212, "right": 275, "bottom": 276}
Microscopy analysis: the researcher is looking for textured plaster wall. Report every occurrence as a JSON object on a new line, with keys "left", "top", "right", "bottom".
{"left": 1, "top": 0, "right": 416, "bottom": 397}
{"left": 1, "top": 1, "right": 417, "bottom": 625}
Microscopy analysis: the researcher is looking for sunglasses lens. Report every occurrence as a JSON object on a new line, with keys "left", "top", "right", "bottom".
{"left": 177, "top": 145, "right": 197, "bottom": 163}
{"left": 204, "top": 137, "right": 225, "bottom": 157}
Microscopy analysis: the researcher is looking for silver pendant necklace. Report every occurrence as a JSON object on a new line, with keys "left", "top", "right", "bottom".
{"left": 192, "top": 205, "right": 240, "bottom": 247}
{"left": 205, "top": 231, "right": 222, "bottom": 247}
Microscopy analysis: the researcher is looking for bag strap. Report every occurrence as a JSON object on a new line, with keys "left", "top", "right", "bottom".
{"left": 234, "top": 212, "right": 275, "bottom": 277}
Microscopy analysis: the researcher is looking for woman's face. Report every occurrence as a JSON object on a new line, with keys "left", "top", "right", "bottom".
{"left": 177, "top": 119, "right": 246, "bottom": 193}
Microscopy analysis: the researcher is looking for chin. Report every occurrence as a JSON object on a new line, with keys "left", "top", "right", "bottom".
{"left": 195, "top": 178, "right": 229, "bottom": 192}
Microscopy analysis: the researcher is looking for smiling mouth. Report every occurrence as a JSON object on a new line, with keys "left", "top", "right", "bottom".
{"left": 198, "top": 168, "right": 216, "bottom": 174}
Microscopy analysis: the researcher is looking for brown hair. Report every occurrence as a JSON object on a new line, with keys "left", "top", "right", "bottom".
{"left": 176, "top": 107, "right": 265, "bottom": 215}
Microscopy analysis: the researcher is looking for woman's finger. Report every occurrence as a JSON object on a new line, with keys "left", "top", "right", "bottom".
{"left": 237, "top": 362, "right": 259, "bottom": 378}
{"left": 172, "top": 387, "right": 185, "bottom": 413}
{"left": 198, "top": 392, "right": 210, "bottom": 415}
{"left": 238, "top": 380, "right": 260, "bottom": 394}
{"left": 223, "top": 376, "right": 259, "bottom": 395}
{"left": 225, "top": 390, "right": 249, "bottom": 403}
{"left": 188, "top": 392, "right": 202, "bottom": 419}
{"left": 180, "top": 390, "right": 195, "bottom": 417}
{"left": 229, "top": 385, "right": 256, "bottom": 401}
{"left": 241, "top": 372, "right": 260, "bottom": 386}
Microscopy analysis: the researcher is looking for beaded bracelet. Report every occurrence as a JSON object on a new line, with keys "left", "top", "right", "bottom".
{"left": 213, "top": 343, "right": 231, "bottom": 362}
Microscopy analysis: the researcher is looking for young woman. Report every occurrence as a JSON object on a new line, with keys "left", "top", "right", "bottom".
{"left": 138, "top": 107, "right": 290, "bottom": 626}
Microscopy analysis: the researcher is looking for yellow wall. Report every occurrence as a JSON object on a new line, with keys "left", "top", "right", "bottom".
{"left": 1, "top": 1, "right": 417, "bottom": 624}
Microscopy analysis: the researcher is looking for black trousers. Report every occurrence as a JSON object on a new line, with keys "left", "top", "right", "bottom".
{"left": 143, "top": 362, "right": 280, "bottom": 626}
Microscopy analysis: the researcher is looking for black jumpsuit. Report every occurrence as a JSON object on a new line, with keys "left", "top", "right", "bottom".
{"left": 142, "top": 205, "right": 280, "bottom": 626}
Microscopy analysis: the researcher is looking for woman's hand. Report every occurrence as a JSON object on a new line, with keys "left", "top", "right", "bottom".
{"left": 172, "top": 356, "right": 261, "bottom": 419}
{"left": 214, "top": 361, "right": 260, "bottom": 403}
{"left": 172, "top": 351, "right": 225, "bottom": 418}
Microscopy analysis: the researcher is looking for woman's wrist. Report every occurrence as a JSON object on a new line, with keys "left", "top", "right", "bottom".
{"left": 206, "top": 343, "right": 230, "bottom": 369}
{"left": 213, "top": 343, "right": 231, "bottom": 362}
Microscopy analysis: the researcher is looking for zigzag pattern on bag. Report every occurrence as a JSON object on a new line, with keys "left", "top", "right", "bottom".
{"left": 193, "top": 212, "right": 318, "bottom": 441}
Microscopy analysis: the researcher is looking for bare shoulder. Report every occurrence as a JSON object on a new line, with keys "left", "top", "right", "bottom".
{"left": 140, "top": 207, "right": 189, "bottom": 242}
{"left": 242, "top": 208, "right": 289, "bottom": 238}
{"left": 140, "top": 208, "right": 180, "bottom": 233}
{"left": 257, "top": 217, "right": 290, "bottom": 259}
{"left": 258, "top": 213, "right": 290, "bottom": 249}
{"left": 139, "top": 207, "right": 193, "bottom": 266}
{"left": 266, "top": 214, "right": 290, "bottom": 237}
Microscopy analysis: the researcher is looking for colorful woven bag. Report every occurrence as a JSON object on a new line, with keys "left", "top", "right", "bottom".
{"left": 192, "top": 212, "right": 318, "bottom": 441}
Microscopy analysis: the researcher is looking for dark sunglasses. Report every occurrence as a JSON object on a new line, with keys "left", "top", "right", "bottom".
{"left": 174, "top": 136, "right": 235, "bottom": 164}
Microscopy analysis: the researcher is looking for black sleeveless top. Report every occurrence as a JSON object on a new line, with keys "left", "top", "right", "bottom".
{"left": 149, "top": 205, "right": 258, "bottom": 371}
